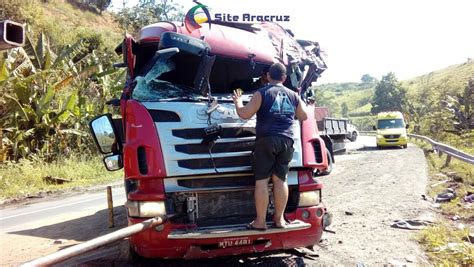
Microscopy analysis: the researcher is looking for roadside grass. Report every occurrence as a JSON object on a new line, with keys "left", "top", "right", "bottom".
{"left": 0, "top": 155, "right": 120, "bottom": 201}
{"left": 417, "top": 223, "right": 473, "bottom": 265}
{"left": 410, "top": 138, "right": 474, "bottom": 265}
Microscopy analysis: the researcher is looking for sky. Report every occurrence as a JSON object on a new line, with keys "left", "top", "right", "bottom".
{"left": 110, "top": 0, "right": 474, "bottom": 84}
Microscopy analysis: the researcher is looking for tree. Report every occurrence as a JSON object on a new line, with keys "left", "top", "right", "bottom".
{"left": 442, "top": 78, "right": 474, "bottom": 134}
{"left": 406, "top": 75, "right": 437, "bottom": 133}
{"left": 0, "top": 33, "right": 124, "bottom": 161}
{"left": 361, "top": 74, "right": 376, "bottom": 84}
{"left": 114, "top": 0, "right": 184, "bottom": 33}
{"left": 341, "top": 102, "right": 349, "bottom": 117}
{"left": 92, "top": 0, "right": 112, "bottom": 13}
{"left": 371, "top": 72, "right": 407, "bottom": 114}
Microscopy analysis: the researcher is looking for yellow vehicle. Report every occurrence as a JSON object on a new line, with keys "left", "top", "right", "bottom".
{"left": 373, "top": 111, "right": 408, "bottom": 149}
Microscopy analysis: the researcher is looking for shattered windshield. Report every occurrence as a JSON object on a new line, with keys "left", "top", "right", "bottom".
{"left": 132, "top": 54, "right": 200, "bottom": 101}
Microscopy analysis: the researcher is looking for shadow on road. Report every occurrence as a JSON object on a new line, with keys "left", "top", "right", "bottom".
{"left": 81, "top": 249, "right": 308, "bottom": 267}
{"left": 9, "top": 206, "right": 127, "bottom": 242}
{"left": 11, "top": 207, "right": 313, "bottom": 267}
{"left": 356, "top": 146, "right": 405, "bottom": 152}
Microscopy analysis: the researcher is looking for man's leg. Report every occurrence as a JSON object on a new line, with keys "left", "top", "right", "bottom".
{"left": 272, "top": 174, "right": 288, "bottom": 227}
{"left": 252, "top": 177, "right": 270, "bottom": 229}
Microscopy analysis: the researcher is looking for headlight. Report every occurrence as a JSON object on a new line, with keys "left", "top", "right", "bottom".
{"left": 298, "top": 191, "right": 321, "bottom": 207}
{"left": 125, "top": 200, "right": 166, "bottom": 217}
{"left": 400, "top": 133, "right": 407, "bottom": 138}
{"left": 376, "top": 135, "right": 383, "bottom": 139}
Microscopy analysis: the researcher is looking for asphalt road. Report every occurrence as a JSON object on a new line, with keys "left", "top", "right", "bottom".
{"left": 0, "top": 184, "right": 126, "bottom": 233}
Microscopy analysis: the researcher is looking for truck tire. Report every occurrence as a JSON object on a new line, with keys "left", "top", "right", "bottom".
{"left": 320, "top": 148, "right": 333, "bottom": 175}
{"left": 402, "top": 144, "right": 408, "bottom": 149}
{"left": 128, "top": 244, "right": 144, "bottom": 264}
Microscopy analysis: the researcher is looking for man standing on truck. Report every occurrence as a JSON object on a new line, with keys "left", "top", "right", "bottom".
{"left": 232, "top": 62, "right": 308, "bottom": 230}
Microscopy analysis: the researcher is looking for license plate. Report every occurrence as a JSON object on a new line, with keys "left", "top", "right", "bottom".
{"left": 218, "top": 237, "right": 252, "bottom": 248}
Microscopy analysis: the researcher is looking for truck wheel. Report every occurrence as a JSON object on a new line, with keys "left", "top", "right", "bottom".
{"left": 128, "top": 244, "right": 144, "bottom": 264}
{"left": 402, "top": 144, "right": 408, "bottom": 149}
{"left": 350, "top": 131, "right": 358, "bottom": 142}
{"left": 321, "top": 148, "right": 333, "bottom": 175}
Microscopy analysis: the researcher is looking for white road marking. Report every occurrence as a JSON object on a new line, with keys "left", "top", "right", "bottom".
{"left": 0, "top": 191, "right": 125, "bottom": 220}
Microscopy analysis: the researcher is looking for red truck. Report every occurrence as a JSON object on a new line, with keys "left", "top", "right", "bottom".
{"left": 89, "top": 20, "right": 332, "bottom": 260}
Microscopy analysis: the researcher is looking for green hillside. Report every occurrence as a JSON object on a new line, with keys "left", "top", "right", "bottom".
{"left": 1, "top": 0, "right": 123, "bottom": 50}
{"left": 312, "top": 60, "right": 474, "bottom": 130}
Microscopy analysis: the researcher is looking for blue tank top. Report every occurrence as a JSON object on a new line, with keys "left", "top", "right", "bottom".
{"left": 256, "top": 84, "right": 299, "bottom": 140}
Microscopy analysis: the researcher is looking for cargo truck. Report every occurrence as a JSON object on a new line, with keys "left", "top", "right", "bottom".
{"left": 89, "top": 20, "right": 332, "bottom": 260}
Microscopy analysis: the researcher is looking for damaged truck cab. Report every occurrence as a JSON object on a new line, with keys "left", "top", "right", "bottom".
{"left": 89, "top": 20, "right": 331, "bottom": 259}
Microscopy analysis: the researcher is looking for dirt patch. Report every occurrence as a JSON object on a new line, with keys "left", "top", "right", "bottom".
{"left": 311, "top": 144, "right": 433, "bottom": 265}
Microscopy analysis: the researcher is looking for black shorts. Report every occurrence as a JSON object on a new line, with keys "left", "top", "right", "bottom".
{"left": 252, "top": 136, "right": 295, "bottom": 181}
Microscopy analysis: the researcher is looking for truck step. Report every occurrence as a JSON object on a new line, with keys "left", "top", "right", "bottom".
{"left": 168, "top": 220, "right": 311, "bottom": 239}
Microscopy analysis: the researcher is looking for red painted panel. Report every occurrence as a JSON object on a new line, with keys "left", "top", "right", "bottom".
{"left": 139, "top": 22, "right": 276, "bottom": 64}
{"left": 128, "top": 205, "right": 325, "bottom": 259}
{"left": 301, "top": 105, "right": 328, "bottom": 170}
{"left": 123, "top": 100, "right": 166, "bottom": 199}
{"left": 298, "top": 170, "right": 324, "bottom": 192}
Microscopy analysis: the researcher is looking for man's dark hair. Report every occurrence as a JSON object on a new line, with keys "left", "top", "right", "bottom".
{"left": 268, "top": 62, "right": 287, "bottom": 81}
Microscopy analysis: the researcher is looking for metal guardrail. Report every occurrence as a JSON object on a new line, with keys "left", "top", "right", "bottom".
{"left": 359, "top": 131, "right": 474, "bottom": 165}
{"left": 408, "top": 133, "right": 474, "bottom": 165}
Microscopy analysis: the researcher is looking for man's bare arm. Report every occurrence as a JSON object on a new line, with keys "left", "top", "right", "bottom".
{"left": 233, "top": 90, "right": 262, "bottom": 119}
{"left": 295, "top": 99, "right": 308, "bottom": 121}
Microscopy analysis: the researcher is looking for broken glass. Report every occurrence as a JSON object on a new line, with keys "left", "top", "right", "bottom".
{"left": 132, "top": 54, "right": 199, "bottom": 101}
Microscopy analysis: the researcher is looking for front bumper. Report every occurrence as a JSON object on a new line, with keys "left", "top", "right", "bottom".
{"left": 129, "top": 205, "right": 326, "bottom": 259}
{"left": 376, "top": 136, "right": 407, "bottom": 146}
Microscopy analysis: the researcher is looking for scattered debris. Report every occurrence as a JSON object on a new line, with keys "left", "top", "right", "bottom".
{"left": 463, "top": 233, "right": 474, "bottom": 244}
{"left": 430, "top": 179, "right": 449, "bottom": 187}
{"left": 434, "top": 242, "right": 464, "bottom": 252}
{"left": 291, "top": 247, "right": 319, "bottom": 261}
{"left": 443, "top": 171, "right": 464, "bottom": 182}
{"left": 451, "top": 215, "right": 460, "bottom": 221}
{"left": 431, "top": 203, "right": 441, "bottom": 208}
{"left": 345, "top": 211, "right": 354, "bottom": 216}
{"left": 391, "top": 219, "right": 432, "bottom": 230}
{"left": 405, "top": 255, "right": 416, "bottom": 263}
{"left": 463, "top": 192, "right": 474, "bottom": 203}
{"left": 43, "top": 176, "right": 71, "bottom": 185}
{"left": 421, "top": 194, "right": 433, "bottom": 201}
{"left": 324, "top": 228, "right": 336, "bottom": 234}
{"left": 435, "top": 188, "right": 456, "bottom": 202}
{"left": 337, "top": 240, "right": 343, "bottom": 244}
{"left": 53, "top": 239, "right": 66, "bottom": 245}
{"left": 387, "top": 259, "right": 407, "bottom": 266}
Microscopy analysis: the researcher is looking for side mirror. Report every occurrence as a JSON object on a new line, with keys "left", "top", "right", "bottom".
{"left": 89, "top": 114, "right": 119, "bottom": 154}
{"left": 0, "top": 20, "right": 25, "bottom": 50}
{"left": 405, "top": 124, "right": 409, "bottom": 129}
{"left": 104, "top": 154, "right": 123, "bottom": 171}
{"left": 372, "top": 126, "right": 377, "bottom": 131}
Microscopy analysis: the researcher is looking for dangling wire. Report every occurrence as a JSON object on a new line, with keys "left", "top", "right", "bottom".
{"left": 205, "top": 80, "right": 219, "bottom": 173}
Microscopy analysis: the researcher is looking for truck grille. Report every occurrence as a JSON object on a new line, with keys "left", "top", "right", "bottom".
{"left": 384, "top": 135, "right": 400, "bottom": 139}
{"left": 173, "top": 127, "right": 255, "bottom": 170}
{"left": 197, "top": 190, "right": 256, "bottom": 223}
{"left": 142, "top": 102, "right": 302, "bottom": 176}
{"left": 178, "top": 156, "right": 251, "bottom": 169}
{"left": 172, "top": 127, "right": 256, "bottom": 139}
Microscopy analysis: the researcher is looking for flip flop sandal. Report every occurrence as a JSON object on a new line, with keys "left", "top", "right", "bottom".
{"left": 246, "top": 223, "right": 266, "bottom": 231}
{"left": 273, "top": 223, "right": 288, "bottom": 229}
